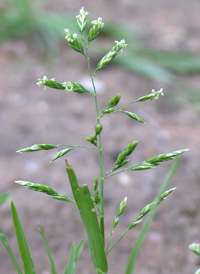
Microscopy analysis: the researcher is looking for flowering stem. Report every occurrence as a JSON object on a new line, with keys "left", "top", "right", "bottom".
{"left": 60, "top": 144, "right": 98, "bottom": 150}
{"left": 106, "top": 227, "right": 130, "bottom": 255}
{"left": 86, "top": 46, "right": 105, "bottom": 246}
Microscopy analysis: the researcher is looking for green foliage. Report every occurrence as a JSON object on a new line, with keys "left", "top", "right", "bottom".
{"left": 1, "top": 201, "right": 84, "bottom": 274}
{"left": 0, "top": 192, "right": 9, "bottom": 207}
{"left": 0, "top": 0, "right": 75, "bottom": 55}
{"left": 125, "top": 158, "right": 180, "bottom": 274}
{"left": 38, "top": 226, "right": 57, "bottom": 274}
{"left": 65, "top": 161, "right": 108, "bottom": 273}
{"left": 1, "top": 7, "right": 190, "bottom": 274}
{"left": 0, "top": 229, "right": 23, "bottom": 274}
{"left": 11, "top": 200, "right": 36, "bottom": 274}
{"left": 64, "top": 240, "right": 84, "bottom": 274}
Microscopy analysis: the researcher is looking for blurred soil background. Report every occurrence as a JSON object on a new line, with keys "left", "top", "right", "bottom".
{"left": 0, "top": 0, "right": 200, "bottom": 273}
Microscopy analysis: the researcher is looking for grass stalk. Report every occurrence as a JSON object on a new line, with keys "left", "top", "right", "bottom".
{"left": 125, "top": 157, "right": 180, "bottom": 274}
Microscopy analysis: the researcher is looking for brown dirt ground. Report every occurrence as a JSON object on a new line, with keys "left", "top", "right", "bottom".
{"left": 1, "top": 1, "right": 200, "bottom": 273}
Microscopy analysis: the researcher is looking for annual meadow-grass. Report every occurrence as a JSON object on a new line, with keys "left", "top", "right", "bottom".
{"left": 0, "top": 7, "right": 190, "bottom": 274}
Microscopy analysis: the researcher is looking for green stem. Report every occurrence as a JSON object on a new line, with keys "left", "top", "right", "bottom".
{"left": 100, "top": 101, "right": 139, "bottom": 119}
{"left": 86, "top": 46, "right": 105, "bottom": 245}
{"left": 63, "top": 144, "right": 98, "bottom": 150}
{"left": 120, "top": 100, "right": 138, "bottom": 110}
{"left": 106, "top": 227, "right": 130, "bottom": 255}
{"left": 105, "top": 228, "right": 114, "bottom": 253}
{"left": 105, "top": 167, "right": 129, "bottom": 178}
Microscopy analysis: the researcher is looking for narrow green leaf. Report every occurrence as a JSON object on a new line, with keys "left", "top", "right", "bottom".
{"left": 125, "top": 158, "right": 180, "bottom": 274}
{"left": 15, "top": 180, "right": 75, "bottom": 203}
{"left": 64, "top": 240, "right": 84, "bottom": 274}
{"left": 64, "top": 242, "right": 76, "bottom": 274}
{"left": 17, "top": 144, "right": 59, "bottom": 153}
{"left": 121, "top": 111, "right": 146, "bottom": 124}
{"left": 38, "top": 226, "right": 57, "bottom": 274}
{"left": 0, "top": 192, "right": 9, "bottom": 207}
{"left": 65, "top": 161, "right": 108, "bottom": 273}
{"left": 50, "top": 148, "right": 74, "bottom": 162}
{"left": 11, "top": 201, "right": 36, "bottom": 274}
{"left": 75, "top": 239, "right": 84, "bottom": 263}
{"left": 0, "top": 229, "right": 23, "bottom": 274}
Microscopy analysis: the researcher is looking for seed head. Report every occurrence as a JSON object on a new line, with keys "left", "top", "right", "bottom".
{"left": 91, "top": 17, "right": 104, "bottom": 28}
{"left": 114, "top": 39, "right": 127, "bottom": 52}
{"left": 152, "top": 88, "right": 164, "bottom": 100}
{"left": 95, "top": 39, "right": 127, "bottom": 73}
{"left": 76, "top": 7, "right": 89, "bottom": 33}
{"left": 64, "top": 29, "right": 84, "bottom": 54}
{"left": 88, "top": 17, "right": 104, "bottom": 42}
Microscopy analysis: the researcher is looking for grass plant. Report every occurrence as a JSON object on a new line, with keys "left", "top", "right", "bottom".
{"left": 0, "top": 7, "right": 190, "bottom": 274}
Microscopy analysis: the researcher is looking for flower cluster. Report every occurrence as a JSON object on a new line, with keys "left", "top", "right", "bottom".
{"left": 64, "top": 28, "right": 84, "bottom": 54}
{"left": 152, "top": 88, "right": 164, "bottom": 100}
{"left": 37, "top": 76, "right": 65, "bottom": 90}
{"left": 76, "top": 7, "right": 89, "bottom": 33}
{"left": 88, "top": 17, "right": 104, "bottom": 42}
{"left": 95, "top": 39, "right": 127, "bottom": 73}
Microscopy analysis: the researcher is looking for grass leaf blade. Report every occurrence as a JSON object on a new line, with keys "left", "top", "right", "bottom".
{"left": 0, "top": 192, "right": 9, "bottom": 207}
{"left": 64, "top": 242, "right": 76, "bottom": 274}
{"left": 38, "top": 226, "right": 57, "bottom": 274}
{"left": 65, "top": 161, "right": 108, "bottom": 273}
{"left": 75, "top": 239, "right": 84, "bottom": 262}
{"left": 11, "top": 200, "right": 36, "bottom": 274}
{"left": 63, "top": 240, "right": 84, "bottom": 274}
{"left": 0, "top": 229, "right": 23, "bottom": 274}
